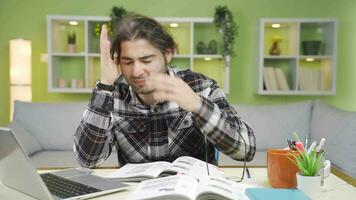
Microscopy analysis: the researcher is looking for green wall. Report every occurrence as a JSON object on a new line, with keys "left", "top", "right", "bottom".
{"left": 1, "top": 0, "right": 356, "bottom": 126}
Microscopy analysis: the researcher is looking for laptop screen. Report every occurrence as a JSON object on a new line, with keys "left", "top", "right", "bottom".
{"left": 0, "top": 127, "right": 54, "bottom": 200}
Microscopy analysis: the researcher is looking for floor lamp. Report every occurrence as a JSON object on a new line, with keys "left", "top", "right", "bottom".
{"left": 9, "top": 39, "right": 32, "bottom": 120}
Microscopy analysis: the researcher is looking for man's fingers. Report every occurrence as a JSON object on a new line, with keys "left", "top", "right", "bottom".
{"left": 100, "top": 24, "right": 108, "bottom": 43}
{"left": 100, "top": 25, "right": 111, "bottom": 55}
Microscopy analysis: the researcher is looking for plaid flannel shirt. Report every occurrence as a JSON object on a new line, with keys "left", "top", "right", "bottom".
{"left": 74, "top": 67, "right": 256, "bottom": 168}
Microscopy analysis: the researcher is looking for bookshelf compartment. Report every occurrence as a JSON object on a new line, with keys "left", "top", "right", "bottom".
{"left": 300, "top": 22, "right": 336, "bottom": 56}
{"left": 263, "top": 58, "right": 297, "bottom": 92}
{"left": 88, "top": 56, "right": 101, "bottom": 88}
{"left": 52, "top": 56, "right": 85, "bottom": 89}
{"left": 193, "top": 58, "right": 225, "bottom": 89}
{"left": 263, "top": 22, "right": 298, "bottom": 57}
{"left": 88, "top": 20, "right": 110, "bottom": 54}
{"left": 162, "top": 22, "right": 191, "bottom": 55}
{"left": 298, "top": 58, "right": 332, "bottom": 91}
{"left": 193, "top": 23, "right": 222, "bottom": 55}
{"left": 171, "top": 57, "right": 190, "bottom": 70}
{"left": 50, "top": 19, "right": 85, "bottom": 54}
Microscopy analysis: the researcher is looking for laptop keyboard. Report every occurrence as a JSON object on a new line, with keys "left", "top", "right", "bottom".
{"left": 40, "top": 173, "right": 101, "bottom": 199}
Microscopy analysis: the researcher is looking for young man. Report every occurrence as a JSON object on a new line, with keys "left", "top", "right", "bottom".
{"left": 74, "top": 13, "right": 256, "bottom": 168}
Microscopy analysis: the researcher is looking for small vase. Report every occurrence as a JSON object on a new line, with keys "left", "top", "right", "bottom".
{"left": 196, "top": 41, "right": 206, "bottom": 54}
{"left": 302, "top": 40, "right": 322, "bottom": 55}
{"left": 208, "top": 40, "right": 218, "bottom": 54}
{"left": 296, "top": 173, "right": 321, "bottom": 198}
{"left": 269, "top": 41, "right": 281, "bottom": 55}
{"left": 67, "top": 44, "right": 77, "bottom": 53}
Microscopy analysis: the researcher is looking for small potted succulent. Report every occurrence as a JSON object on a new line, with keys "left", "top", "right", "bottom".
{"left": 290, "top": 142, "right": 324, "bottom": 198}
{"left": 67, "top": 31, "right": 76, "bottom": 53}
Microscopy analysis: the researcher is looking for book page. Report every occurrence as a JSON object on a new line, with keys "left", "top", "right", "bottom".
{"left": 196, "top": 177, "right": 254, "bottom": 200}
{"left": 162, "top": 156, "right": 224, "bottom": 181}
{"left": 105, "top": 161, "right": 171, "bottom": 181}
{"left": 128, "top": 175, "right": 198, "bottom": 200}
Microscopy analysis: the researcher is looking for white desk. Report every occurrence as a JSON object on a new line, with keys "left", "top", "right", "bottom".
{"left": 1, "top": 168, "right": 355, "bottom": 200}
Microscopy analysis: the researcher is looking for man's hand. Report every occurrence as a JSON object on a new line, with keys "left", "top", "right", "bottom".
{"left": 100, "top": 24, "right": 119, "bottom": 85}
{"left": 142, "top": 74, "right": 202, "bottom": 112}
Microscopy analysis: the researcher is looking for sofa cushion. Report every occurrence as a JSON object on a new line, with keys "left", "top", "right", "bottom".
{"left": 8, "top": 122, "right": 42, "bottom": 155}
{"left": 311, "top": 101, "right": 356, "bottom": 178}
{"left": 13, "top": 101, "right": 87, "bottom": 151}
{"left": 233, "top": 101, "right": 312, "bottom": 150}
{"left": 218, "top": 151, "right": 267, "bottom": 166}
{"left": 30, "top": 151, "right": 119, "bottom": 168}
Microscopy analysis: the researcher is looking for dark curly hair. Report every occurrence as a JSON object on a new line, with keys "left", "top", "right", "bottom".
{"left": 110, "top": 13, "right": 177, "bottom": 65}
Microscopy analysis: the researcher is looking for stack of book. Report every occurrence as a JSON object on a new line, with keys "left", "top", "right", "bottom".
{"left": 263, "top": 67, "right": 290, "bottom": 91}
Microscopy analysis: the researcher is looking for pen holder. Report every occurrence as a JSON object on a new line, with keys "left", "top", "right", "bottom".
{"left": 267, "top": 149, "right": 300, "bottom": 188}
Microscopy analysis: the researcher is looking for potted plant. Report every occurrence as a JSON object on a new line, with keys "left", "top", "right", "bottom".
{"left": 67, "top": 31, "right": 76, "bottom": 53}
{"left": 213, "top": 5, "right": 238, "bottom": 68}
{"left": 290, "top": 148, "right": 324, "bottom": 198}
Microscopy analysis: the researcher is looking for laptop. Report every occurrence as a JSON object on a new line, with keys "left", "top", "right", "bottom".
{"left": 0, "top": 127, "right": 129, "bottom": 200}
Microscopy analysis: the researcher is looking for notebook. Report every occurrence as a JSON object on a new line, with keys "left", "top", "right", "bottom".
{"left": 246, "top": 188, "right": 311, "bottom": 200}
{"left": 0, "top": 127, "right": 129, "bottom": 200}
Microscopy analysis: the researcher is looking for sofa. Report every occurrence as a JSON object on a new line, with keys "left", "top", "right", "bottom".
{"left": 7, "top": 100, "right": 356, "bottom": 179}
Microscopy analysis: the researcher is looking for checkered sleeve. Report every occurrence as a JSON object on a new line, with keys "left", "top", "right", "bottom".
{"left": 73, "top": 89, "right": 115, "bottom": 168}
{"left": 193, "top": 85, "right": 256, "bottom": 162}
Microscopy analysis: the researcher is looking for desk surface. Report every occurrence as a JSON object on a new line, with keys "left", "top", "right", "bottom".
{"left": 1, "top": 168, "right": 355, "bottom": 200}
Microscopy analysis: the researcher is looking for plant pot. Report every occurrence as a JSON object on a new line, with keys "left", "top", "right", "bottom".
{"left": 302, "top": 40, "right": 321, "bottom": 55}
{"left": 67, "top": 44, "right": 77, "bottom": 53}
{"left": 296, "top": 173, "right": 321, "bottom": 198}
{"left": 267, "top": 149, "right": 300, "bottom": 188}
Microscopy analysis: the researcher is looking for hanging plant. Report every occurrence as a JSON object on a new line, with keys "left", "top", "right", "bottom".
{"left": 214, "top": 5, "right": 238, "bottom": 57}
{"left": 110, "top": 6, "right": 128, "bottom": 34}
{"left": 93, "top": 6, "right": 127, "bottom": 37}
{"left": 94, "top": 22, "right": 113, "bottom": 37}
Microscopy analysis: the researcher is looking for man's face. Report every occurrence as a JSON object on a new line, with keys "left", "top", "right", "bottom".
{"left": 119, "top": 39, "right": 171, "bottom": 94}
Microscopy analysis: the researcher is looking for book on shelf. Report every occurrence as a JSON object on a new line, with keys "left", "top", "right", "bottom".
{"left": 105, "top": 156, "right": 223, "bottom": 182}
{"left": 275, "top": 68, "right": 290, "bottom": 90}
{"left": 246, "top": 188, "right": 311, "bottom": 200}
{"left": 263, "top": 67, "right": 289, "bottom": 91}
{"left": 127, "top": 174, "right": 252, "bottom": 200}
{"left": 298, "top": 68, "right": 331, "bottom": 91}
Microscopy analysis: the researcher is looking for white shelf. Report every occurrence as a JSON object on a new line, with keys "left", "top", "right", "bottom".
{"left": 52, "top": 52, "right": 86, "bottom": 57}
{"left": 48, "top": 88, "right": 92, "bottom": 93}
{"left": 258, "top": 18, "right": 337, "bottom": 95}
{"left": 193, "top": 54, "right": 223, "bottom": 59}
{"left": 88, "top": 53, "right": 100, "bottom": 57}
{"left": 264, "top": 56, "right": 296, "bottom": 59}
{"left": 48, "top": 16, "right": 230, "bottom": 93}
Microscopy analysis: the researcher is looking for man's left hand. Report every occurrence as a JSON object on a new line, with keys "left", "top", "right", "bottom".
{"left": 142, "top": 74, "right": 201, "bottom": 112}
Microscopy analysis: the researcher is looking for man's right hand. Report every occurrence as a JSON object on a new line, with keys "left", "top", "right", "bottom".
{"left": 100, "top": 24, "right": 119, "bottom": 85}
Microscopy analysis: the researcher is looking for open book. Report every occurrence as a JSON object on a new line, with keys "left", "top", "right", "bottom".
{"left": 105, "top": 156, "right": 223, "bottom": 181}
{"left": 128, "top": 174, "right": 250, "bottom": 200}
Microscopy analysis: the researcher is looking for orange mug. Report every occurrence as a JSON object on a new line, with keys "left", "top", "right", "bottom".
{"left": 267, "top": 149, "right": 300, "bottom": 188}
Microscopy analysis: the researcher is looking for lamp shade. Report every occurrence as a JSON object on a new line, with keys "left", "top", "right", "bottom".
{"left": 10, "top": 39, "right": 32, "bottom": 85}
